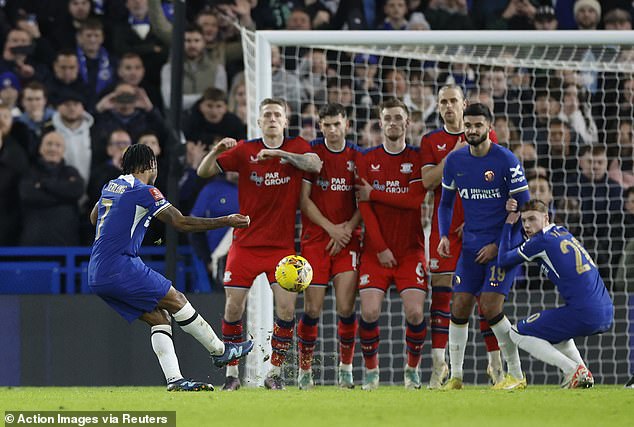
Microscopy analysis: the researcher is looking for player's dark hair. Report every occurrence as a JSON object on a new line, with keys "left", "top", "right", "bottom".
{"left": 438, "top": 84, "right": 465, "bottom": 100}
{"left": 260, "top": 97, "right": 288, "bottom": 111}
{"left": 520, "top": 199, "right": 549, "bottom": 214}
{"left": 463, "top": 103, "right": 493, "bottom": 123}
{"left": 122, "top": 143, "right": 156, "bottom": 175}
{"left": 319, "top": 102, "right": 347, "bottom": 120}
{"left": 379, "top": 97, "right": 409, "bottom": 117}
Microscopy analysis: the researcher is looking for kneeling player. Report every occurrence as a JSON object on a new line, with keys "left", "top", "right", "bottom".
{"left": 498, "top": 199, "right": 614, "bottom": 388}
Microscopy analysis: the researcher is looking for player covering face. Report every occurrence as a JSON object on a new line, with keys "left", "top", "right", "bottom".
{"left": 88, "top": 144, "right": 253, "bottom": 391}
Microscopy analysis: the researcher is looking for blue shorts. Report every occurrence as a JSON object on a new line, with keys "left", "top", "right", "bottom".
{"left": 516, "top": 304, "right": 614, "bottom": 343}
{"left": 453, "top": 249, "right": 520, "bottom": 297}
{"left": 90, "top": 263, "right": 171, "bottom": 323}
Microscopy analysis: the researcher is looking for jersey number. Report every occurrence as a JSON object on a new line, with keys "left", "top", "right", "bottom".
{"left": 95, "top": 198, "right": 113, "bottom": 240}
{"left": 559, "top": 238, "right": 596, "bottom": 275}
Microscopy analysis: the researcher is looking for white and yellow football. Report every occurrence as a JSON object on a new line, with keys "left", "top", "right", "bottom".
{"left": 274, "top": 255, "right": 313, "bottom": 292}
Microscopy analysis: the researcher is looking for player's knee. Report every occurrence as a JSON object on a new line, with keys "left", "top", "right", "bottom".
{"left": 142, "top": 309, "right": 170, "bottom": 326}
{"left": 361, "top": 307, "right": 380, "bottom": 323}
{"left": 336, "top": 302, "right": 355, "bottom": 318}
{"left": 480, "top": 304, "right": 502, "bottom": 321}
{"left": 303, "top": 302, "right": 322, "bottom": 318}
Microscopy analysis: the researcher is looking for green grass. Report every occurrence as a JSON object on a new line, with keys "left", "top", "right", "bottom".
{"left": 1, "top": 386, "right": 632, "bottom": 427}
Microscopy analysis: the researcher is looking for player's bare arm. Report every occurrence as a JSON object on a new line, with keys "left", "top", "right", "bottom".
{"left": 421, "top": 136, "right": 467, "bottom": 190}
{"left": 256, "top": 149, "right": 322, "bottom": 173}
{"left": 196, "top": 137, "right": 238, "bottom": 178}
{"left": 156, "top": 205, "right": 250, "bottom": 232}
{"left": 90, "top": 202, "right": 98, "bottom": 226}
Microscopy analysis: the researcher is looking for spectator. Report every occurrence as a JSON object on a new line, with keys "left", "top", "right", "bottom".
{"left": 48, "top": 0, "right": 96, "bottom": 50}
{"left": 227, "top": 72, "right": 247, "bottom": 125}
{"left": 423, "top": 0, "right": 474, "bottom": 30}
{"left": 111, "top": 0, "right": 168, "bottom": 88}
{"left": 182, "top": 87, "right": 246, "bottom": 143}
{"left": 297, "top": 49, "right": 329, "bottom": 105}
{"left": 406, "top": 12, "right": 430, "bottom": 30}
{"left": 353, "top": 54, "right": 381, "bottom": 109}
{"left": 179, "top": 138, "right": 211, "bottom": 216}
{"left": 138, "top": 131, "right": 167, "bottom": 193}
{"left": 0, "top": 104, "right": 29, "bottom": 245}
{"left": 0, "top": 28, "right": 50, "bottom": 83}
{"left": 470, "top": 0, "right": 537, "bottom": 30}
{"left": 0, "top": 71, "right": 22, "bottom": 117}
{"left": 16, "top": 81, "right": 55, "bottom": 143}
{"left": 87, "top": 129, "right": 131, "bottom": 212}
{"left": 271, "top": 45, "right": 303, "bottom": 117}
{"left": 14, "top": 11, "right": 56, "bottom": 66}
{"left": 562, "top": 83, "right": 598, "bottom": 144}
{"left": 92, "top": 82, "right": 167, "bottom": 167}
{"left": 51, "top": 90, "right": 94, "bottom": 188}
{"left": 75, "top": 18, "right": 115, "bottom": 102}
{"left": 540, "top": 118, "right": 579, "bottom": 197}
{"left": 608, "top": 120, "right": 634, "bottom": 188}
{"left": 329, "top": 0, "right": 382, "bottom": 30}
{"left": 161, "top": 24, "right": 227, "bottom": 111}
{"left": 574, "top": 0, "right": 601, "bottom": 29}
{"left": 380, "top": 0, "right": 409, "bottom": 30}
{"left": 107, "top": 52, "right": 163, "bottom": 113}
{"left": 381, "top": 68, "right": 409, "bottom": 101}
{"left": 603, "top": 8, "right": 632, "bottom": 30}
{"left": 46, "top": 49, "right": 93, "bottom": 110}
{"left": 19, "top": 131, "right": 84, "bottom": 246}
{"left": 533, "top": 5, "right": 558, "bottom": 30}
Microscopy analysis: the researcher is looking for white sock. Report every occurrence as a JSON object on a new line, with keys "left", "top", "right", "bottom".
{"left": 487, "top": 350, "right": 502, "bottom": 369}
{"left": 339, "top": 362, "right": 353, "bottom": 372}
{"left": 431, "top": 348, "right": 446, "bottom": 367}
{"left": 448, "top": 321, "right": 468, "bottom": 380}
{"left": 510, "top": 329, "right": 577, "bottom": 374}
{"left": 489, "top": 316, "right": 523, "bottom": 379}
{"left": 554, "top": 339, "right": 585, "bottom": 367}
{"left": 151, "top": 325, "right": 183, "bottom": 383}
{"left": 226, "top": 365, "right": 239, "bottom": 378}
{"left": 173, "top": 302, "right": 225, "bottom": 355}
{"left": 268, "top": 365, "right": 282, "bottom": 377}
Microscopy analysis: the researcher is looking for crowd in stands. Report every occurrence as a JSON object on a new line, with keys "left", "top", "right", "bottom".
{"left": 0, "top": 0, "right": 633, "bottom": 289}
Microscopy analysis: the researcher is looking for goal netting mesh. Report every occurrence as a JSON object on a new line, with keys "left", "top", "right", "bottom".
{"left": 241, "top": 29, "right": 634, "bottom": 386}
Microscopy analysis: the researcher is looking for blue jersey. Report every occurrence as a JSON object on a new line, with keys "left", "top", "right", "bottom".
{"left": 499, "top": 223, "right": 613, "bottom": 308}
{"left": 89, "top": 174, "right": 171, "bottom": 285}
{"left": 439, "top": 143, "right": 529, "bottom": 251}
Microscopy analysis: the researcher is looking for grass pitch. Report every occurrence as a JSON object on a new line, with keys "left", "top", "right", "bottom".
{"left": 1, "top": 385, "right": 632, "bottom": 427}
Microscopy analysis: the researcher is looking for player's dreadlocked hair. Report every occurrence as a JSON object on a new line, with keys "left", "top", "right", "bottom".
{"left": 122, "top": 143, "right": 156, "bottom": 174}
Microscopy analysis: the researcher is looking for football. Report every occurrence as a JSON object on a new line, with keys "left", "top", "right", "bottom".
{"left": 274, "top": 255, "right": 313, "bottom": 292}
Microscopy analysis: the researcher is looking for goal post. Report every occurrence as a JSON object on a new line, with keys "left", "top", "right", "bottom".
{"left": 241, "top": 28, "right": 634, "bottom": 386}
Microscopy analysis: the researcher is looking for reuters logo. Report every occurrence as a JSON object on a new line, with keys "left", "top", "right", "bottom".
{"left": 484, "top": 170, "right": 495, "bottom": 182}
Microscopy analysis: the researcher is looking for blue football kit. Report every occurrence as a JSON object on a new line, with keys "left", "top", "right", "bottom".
{"left": 438, "top": 143, "right": 530, "bottom": 296}
{"left": 499, "top": 223, "right": 614, "bottom": 343}
{"left": 88, "top": 175, "right": 172, "bottom": 322}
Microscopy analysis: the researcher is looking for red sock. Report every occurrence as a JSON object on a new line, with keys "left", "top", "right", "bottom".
{"left": 270, "top": 318, "right": 295, "bottom": 367}
{"left": 476, "top": 297, "right": 500, "bottom": 352}
{"left": 222, "top": 319, "right": 243, "bottom": 366}
{"left": 406, "top": 320, "right": 427, "bottom": 368}
{"left": 430, "top": 287, "right": 452, "bottom": 349}
{"left": 338, "top": 314, "right": 357, "bottom": 365}
{"left": 359, "top": 319, "right": 379, "bottom": 370}
{"left": 297, "top": 314, "right": 319, "bottom": 371}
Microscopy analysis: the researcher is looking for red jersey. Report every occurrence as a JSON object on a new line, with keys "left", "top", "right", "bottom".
{"left": 420, "top": 127, "right": 498, "bottom": 234}
{"left": 357, "top": 144, "right": 425, "bottom": 258}
{"left": 301, "top": 139, "right": 361, "bottom": 244}
{"left": 217, "top": 137, "right": 311, "bottom": 248}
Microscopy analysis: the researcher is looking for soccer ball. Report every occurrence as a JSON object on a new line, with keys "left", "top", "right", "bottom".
{"left": 275, "top": 255, "right": 313, "bottom": 292}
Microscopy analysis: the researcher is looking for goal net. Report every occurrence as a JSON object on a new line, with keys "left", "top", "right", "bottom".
{"left": 241, "top": 29, "right": 634, "bottom": 386}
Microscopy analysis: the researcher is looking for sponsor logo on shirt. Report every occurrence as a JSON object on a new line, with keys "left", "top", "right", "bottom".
{"left": 346, "top": 160, "right": 355, "bottom": 172}
{"left": 509, "top": 164, "right": 526, "bottom": 184}
{"left": 429, "top": 258, "right": 439, "bottom": 270}
{"left": 372, "top": 179, "right": 409, "bottom": 193}
{"left": 360, "top": 274, "right": 370, "bottom": 286}
{"left": 223, "top": 271, "right": 232, "bottom": 283}
{"left": 370, "top": 164, "right": 381, "bottom": 172}
{"left": 149, "top": 188, "right": 164, "bottom": 201}
{"left": 249, "top": 155, "right": 259, "bottom": 163}
{"left": 458, "top": 187, "right": 502, "bottom": 200}
{"left": 436, "top": 144, "right": 447, "bottom": 151}
{"left": 400, "top": 163, "right": 413, "bottom": 173}
{"left": 484, "top": 170, "right": 495, "bottom": 182}
{"left": 250, "top": 171, "right": 291, "bottom": 186}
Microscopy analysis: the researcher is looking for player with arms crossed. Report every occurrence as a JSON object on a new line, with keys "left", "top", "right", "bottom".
{"left": 421, "top": 85, "right": 504, "bottom": 389}
{"left": 498, "top": 198, "right": 613, "bottom": 388}
{"left": 355, "top": 97, "right": 428, "bottom": 390}
{"left": 297, "top": 103, "right": 362, "bottom": 389}
{"left": 197, "top": 98, "right": 322, "bottom": 391}
{"left": 438, "top": 103, "right": 529, "bottom": 390}
{"left": 89, "top": 144, "right": 253, "bottom": 391}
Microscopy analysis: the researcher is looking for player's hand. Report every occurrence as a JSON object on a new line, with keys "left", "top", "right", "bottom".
{"left": 452, "top": 135, "right": 468, "bottom": 152}
{"left": 438, "top": 236, "right": 451, "bottom": 258}
{"left": 455, "top": 222, "right": 465, "bottom": 239}
{"left": 226, "top": 214, "right": 250, "bottom": 228}
{"left": 506, "top": 211, "right": 521, "bottom": 225}
{"left": 214, "top": 138, "right": 238, "bottom": 155}
{"left": 256, "top": 148, "right": 282, "bottom": 161}
{"left": 355, "top": 178, "right": 373, "bottom": 202}
{"left": 506, "top": 198, "right": 518, "bottom": 213}
{"left": 325, "top": 238, "right": 343, "bottom": 256}
{"left": 377, "top": 248, "right": 397, "bottom": 268}
{"left": 326, "top": 222, "right": 352, "bottom": 247}
{"left": 475, "top": 243, "right": 498, "bottom": 264}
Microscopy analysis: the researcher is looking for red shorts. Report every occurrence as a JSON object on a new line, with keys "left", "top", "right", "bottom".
{"left": 223, "top": 245, "right": 294, "bottom": 289}
{"left": 428, "top": 228, "right": 462, "bottom": 275}
{"left": 358, "top": 251, "right": 428, "bottom": 293}
{"left": 301, "top": 237, "right": 360, "bottom": 286}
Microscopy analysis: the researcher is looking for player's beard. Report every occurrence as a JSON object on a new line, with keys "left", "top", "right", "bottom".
{"left": 466, "top": 132, "right": 487, "bottom": 146}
